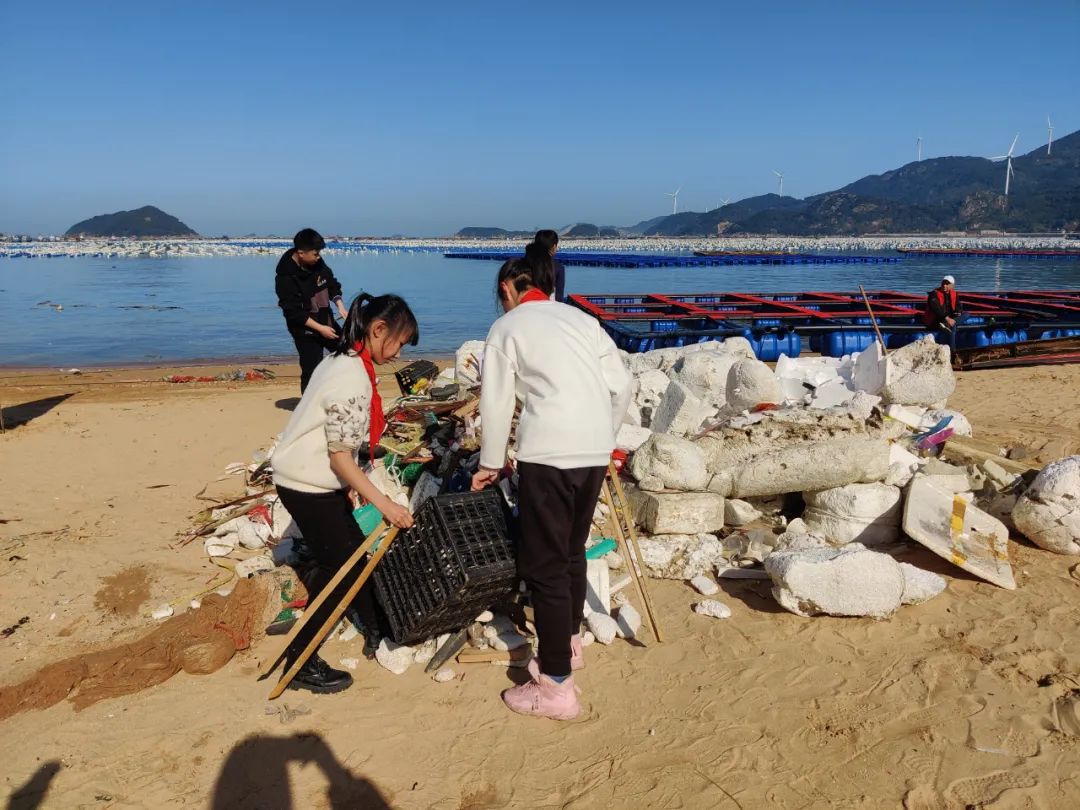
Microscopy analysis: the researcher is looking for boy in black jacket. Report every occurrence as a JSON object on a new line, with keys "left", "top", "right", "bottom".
{"left": 275, "top": 229, "right": 349, "bottom": 392}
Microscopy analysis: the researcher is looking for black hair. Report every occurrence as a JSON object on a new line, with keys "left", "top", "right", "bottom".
{"left": 495, "top": 257, "right": 553, "bottom": 308}
{"left": 335, "top": 293, "right": 419, "bottom": 355}
{"left": 293, "top": 228, "right": 326, "bottom": 252}
{"left": 532, "top": 229, "right": 559, "bottom": 253}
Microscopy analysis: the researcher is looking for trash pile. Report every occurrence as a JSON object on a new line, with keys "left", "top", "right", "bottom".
{"left": 163, "top": 368, "right": 276, "bottom": 384}
{"left": 614, "top": 334, "right": 1080, "bottom": 619}
{"left": 176, "top": 334, "right": 1080, "bottom": 682}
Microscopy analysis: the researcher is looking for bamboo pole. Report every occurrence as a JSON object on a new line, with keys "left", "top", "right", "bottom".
{"left": 259, "top": 521, "right": 387, "bottom": 678}
{"left": 603, "top": 464, "right": 664, "bottom": 642}
{"left": 268, "top": 526, "right": 399, "bottom": 699}
{"left": 859, "top": 284, "right": 889, "bottom": 356}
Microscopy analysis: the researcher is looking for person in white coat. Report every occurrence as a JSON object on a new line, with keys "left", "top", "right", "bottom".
{"left": 472, "top": 257, "right": 632, "bottom": 720}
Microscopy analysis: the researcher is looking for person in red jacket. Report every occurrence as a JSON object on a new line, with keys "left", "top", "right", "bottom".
{"left": 924, "top": 275, "right": 962, "bottom": 331}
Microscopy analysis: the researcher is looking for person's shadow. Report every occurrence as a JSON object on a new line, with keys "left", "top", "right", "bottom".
{"left": 210, "top": 733, "right": 391, "bottom": 809}
{"left": 7, "top": 761, "right": 61, "bottom": 809}
{"left": 275, "top": 397, "right": 301, "bottom": 412}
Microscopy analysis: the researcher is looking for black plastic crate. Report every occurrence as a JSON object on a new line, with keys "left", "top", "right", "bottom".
{"left": 395, "top": 360, "right": 440, "bottom": 396}
{"left": 374, "top": 490, "right": 517, "bottom": 645}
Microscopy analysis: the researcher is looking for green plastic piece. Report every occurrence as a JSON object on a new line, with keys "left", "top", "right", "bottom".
{"left": 585, "top": 538, "right": 617, "bottom": 559}
{"left": 353, "top": 503, "right": 384, "bottom": 535}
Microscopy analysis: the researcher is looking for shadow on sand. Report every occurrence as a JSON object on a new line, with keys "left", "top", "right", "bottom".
{"left": 210, "top": 733, "right": 391, "bottom": 810}
{"left": 275, "top": 397, "right": 301, "bottom": 412}
{"left": 1, "top": 394, "right": 74, "bottom": 431}
{"left": 7, "top": 761, "right": 62, "bottom": 809}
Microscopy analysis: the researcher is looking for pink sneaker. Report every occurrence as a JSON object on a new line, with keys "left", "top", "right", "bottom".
{"left": 502, "top": 672, "right": 581, "bottom": 720}
{"left": 534, "top": 634, "right": 585, "bottom": 674}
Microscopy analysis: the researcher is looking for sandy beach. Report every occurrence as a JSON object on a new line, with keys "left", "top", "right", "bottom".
{"left": 2, "top": 359, "right": 1079, "bottom": 808}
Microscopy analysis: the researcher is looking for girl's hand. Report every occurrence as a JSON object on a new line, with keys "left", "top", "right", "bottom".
{"left": 471, "top": 468, "right": 500, "bottom": 491}
{"left": 381, "top": 500, "right": 414, "bottom": 530}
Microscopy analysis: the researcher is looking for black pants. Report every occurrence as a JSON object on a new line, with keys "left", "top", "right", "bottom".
{"left": 275, "top": 485, "right": 381, "bottom": 658}
{"left": 290, "top": 327, "right": 338, "bottom": 393}
{"left": 517, "top": 462, "right": 607, "bottom": 678}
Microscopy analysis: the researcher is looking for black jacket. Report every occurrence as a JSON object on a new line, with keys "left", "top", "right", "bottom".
{"left": 553, "top": 258, "right": 566, "bottom": 302}
{"left": 275, "top": 248, "right": 343, "bottom": 332}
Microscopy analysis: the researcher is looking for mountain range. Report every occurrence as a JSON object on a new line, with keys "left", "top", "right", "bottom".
{"left": 627, "top": 129, "right": 1080, "bottom": 236}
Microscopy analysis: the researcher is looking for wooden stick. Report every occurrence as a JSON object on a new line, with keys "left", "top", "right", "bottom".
{"left": 268, "top": 526, "right": 399, "bottom": 699}
{"left": 456, "top": 646, "right": 532, "bottom": 664}
{"left": 859, "top": 284, "right": 889, "bottom": 357}
{"left": 259, "top": 521, "right": 387, "bottom": 679}
{"left": 602, "top": 470, "right": 664, "bottom": 643}
{"left": 600, "top": 483, "right": 648, "bottom": 614}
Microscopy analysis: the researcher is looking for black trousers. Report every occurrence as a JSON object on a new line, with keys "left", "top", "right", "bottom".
{"left": 290, "top": 327, "right": 338, "bottom": 393}
{"left": 275, "top": 485, "right": 381, "bottom": 658}
{"left": 517, "top": 461, "right": 607, "bottom": 678}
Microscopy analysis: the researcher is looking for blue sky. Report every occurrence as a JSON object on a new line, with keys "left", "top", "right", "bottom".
{"left": 2, "top": 0, "right": 1078, "bottom": 236}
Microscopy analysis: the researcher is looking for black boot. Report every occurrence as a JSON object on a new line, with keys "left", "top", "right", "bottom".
{"left": 288, "top": 653, "right": 354, "bottom": 694}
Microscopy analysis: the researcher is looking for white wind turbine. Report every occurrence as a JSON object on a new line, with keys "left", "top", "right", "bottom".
{"left": 916, "top": 135, "right": 923, "bottom": 162}
{"left": 772, "top": 170, "right": 784, "bottom": 197}
{"left": 718, "top": 197, "right": 731, "bottom": 209}
{"left": 1047, "top": 116, "right": 1054, "bottom": 155}
{"left": 665, "top": 187, "right": 681, "bottom": 214}
{"left": 990, "top": 133, "right": 1019, "bottom": 196}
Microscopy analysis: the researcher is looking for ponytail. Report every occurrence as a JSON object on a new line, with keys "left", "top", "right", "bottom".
{"left": 495, "top": 257, "right": 553, "bottom": 308}
{"left": 335, "top": 293, "right": 420, "bottom": 355}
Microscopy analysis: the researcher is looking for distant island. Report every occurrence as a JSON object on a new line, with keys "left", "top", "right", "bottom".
{"left": 66, "top": 205, "right": 198, "bottom": 238}
{"left": 455, "top": 226, "right": 534, "bottom": 239}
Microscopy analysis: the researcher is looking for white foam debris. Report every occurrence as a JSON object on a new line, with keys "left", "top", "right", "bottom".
{"left": 694, "top": 599, "right": 732, "bottom": 619}
{"left": 690, "top": 575, "right": 719, "bottom": 596}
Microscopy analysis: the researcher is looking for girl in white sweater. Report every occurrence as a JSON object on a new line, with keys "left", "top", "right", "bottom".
{"left": 473, "top": 258, "right": 632, "bottom": 720}
{"left": 272, "top": 293, "right": 418, "bottom": 693}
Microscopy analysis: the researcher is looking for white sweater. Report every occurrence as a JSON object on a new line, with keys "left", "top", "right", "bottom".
{"left": 271, "top": 353, "right": 373, "bottom": 493}
{"left": 479, "top": 299, "right": 633, "bottom": 470}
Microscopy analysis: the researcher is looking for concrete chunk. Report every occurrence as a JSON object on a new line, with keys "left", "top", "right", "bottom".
{"left": 765, "top": 544, "right": 906, "bottom": 618}
{"left": 880, "top": 336, "right": 956, "bottom": 406}
{"left": 724, "top": 498, "right": 763, "bottom": 527}
{"left": 651, "top": 380, "right": 709, "bottom": 436}
{"left": 902, "top": 475, "right": 1016, "bottom": 589}
{"left": 899, "top": 562, "right": 947, "bottom": 605}
{"left": 629, "top": 434, "right": 709, "bottom": 492}
{"left": 1013, "top": 456, "right": 1080, "bottom": 556}
{"left": 726, "top": 358, "right": 783, "bottom": 412}
{"left": 729, "top": 438, "right": 890, "bottom": 499}
{"left": 636, "top": 533, "right": 725, "bottom": 579}
{"left": 628, "top": 490, "right": 725, "bottom": 535}
{"left": 802, "top": 483, "right": 903, "bottom": 546}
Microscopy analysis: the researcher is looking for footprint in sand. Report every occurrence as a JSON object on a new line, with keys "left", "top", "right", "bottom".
{"left": 943, "top": 770, "right": 1038, "bottom": 808}
{"left": 903, "top": 783, "right": 941, "bottom": 810}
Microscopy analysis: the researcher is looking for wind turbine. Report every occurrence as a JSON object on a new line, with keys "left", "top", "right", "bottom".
{"left": 916, "top": 135, "right": 923, "bottom": 162}
{"left": 665, "top": 187, "right": 681, "bottom": 215}
{"left": 990, "top": 134, "right": 1019, "bottom": 196}
{"left": 718, "top": 197, "right": 731, "bottom": 209}
{"left": 1047, "top": 116, "right": 1054, "bottom": 155}
{"left": 772, "top": 170, "right": 784, "bottom": 197}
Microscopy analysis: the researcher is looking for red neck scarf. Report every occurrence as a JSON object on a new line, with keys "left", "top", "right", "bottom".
{"left": 353, "top": 341, "right": 385, "bottom": 456}
{"left": 519, "top": 289, "right": 549, "bottom": 305}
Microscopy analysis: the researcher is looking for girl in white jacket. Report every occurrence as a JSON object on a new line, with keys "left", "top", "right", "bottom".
{"left": 473, "top": 257, "right": 632, "bottom": 720}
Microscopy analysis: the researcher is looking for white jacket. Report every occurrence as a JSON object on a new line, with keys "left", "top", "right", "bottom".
{"left": 479, "top": 299, "right": 633, "bottom": 470}
{"left": 271, "top": 353, "right": 373, "bottom": 493}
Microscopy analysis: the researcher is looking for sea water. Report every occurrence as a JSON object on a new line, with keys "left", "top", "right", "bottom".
{"left": 0, "top": 251, "right": 1077, "bottom": 366}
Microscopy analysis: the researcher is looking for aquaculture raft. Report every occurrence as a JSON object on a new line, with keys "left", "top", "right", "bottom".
{"left": 896, "top": 248, "right": 1080, "bottom": 258}
{"left": 569, "top": 289, "right": 1080, "bottom": 360}
{"left": 444, "top": 250, "right": 901, "bottom": 268}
